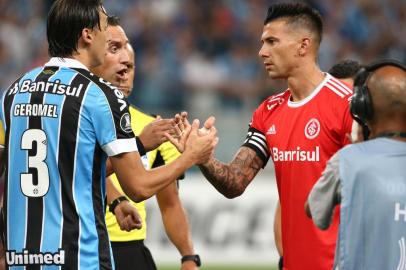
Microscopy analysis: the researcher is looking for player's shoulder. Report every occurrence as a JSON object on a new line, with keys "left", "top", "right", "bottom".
{"left": 71, "top": 68, "right": 117, "bottom": 94}
{"left": 322, "top": 73, "right": 353, "bottom": 102}
{"left": 15, "top": 66, "right": 43, "bottom": 84}
{"left": 71, "top": 68, "right": 129, "bottom": 111}
{"left": 258, "top": 90, "right": 290, "bottom": 113}
{"left": 2, "top": 67, "right": 43, "bottom": 98}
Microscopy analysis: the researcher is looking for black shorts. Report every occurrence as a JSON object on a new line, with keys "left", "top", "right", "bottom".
{"left": 111, "top": 240, "right": 157, "bottom": 270}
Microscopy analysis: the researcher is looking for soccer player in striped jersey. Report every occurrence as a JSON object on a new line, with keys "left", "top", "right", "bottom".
{"left": 198, "top": 3, "right": 353, "bottom": 270}
{"left": 0, "top": 0, "right": 217, "bottom": 269}
{"left": 92, "top": 17, "right": 199, "bottom": 270}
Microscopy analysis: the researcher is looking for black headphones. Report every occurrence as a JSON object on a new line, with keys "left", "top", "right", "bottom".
{"left": 350, "top": 59, "right": 406, "bottom": 139}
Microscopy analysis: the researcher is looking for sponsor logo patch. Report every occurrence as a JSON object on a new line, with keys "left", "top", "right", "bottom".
{"left": 6, "top": 249, "right": 65, "bottom": 266}
{"left": 272, "top": 146, "right": 320, "bottom": 162}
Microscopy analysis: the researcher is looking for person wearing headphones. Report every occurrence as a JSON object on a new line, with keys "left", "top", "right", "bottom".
{"left": 306, "top": 59, "right": 406, "bottom": 270}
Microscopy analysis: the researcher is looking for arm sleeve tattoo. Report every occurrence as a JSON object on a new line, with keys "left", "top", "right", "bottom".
{"left": 199, "top": 146, "right": 264, "bottom": 198}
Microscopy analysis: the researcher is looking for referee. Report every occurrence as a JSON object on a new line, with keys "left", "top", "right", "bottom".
{"left": 92, "top": 17, "right": 200, "bottom": 270}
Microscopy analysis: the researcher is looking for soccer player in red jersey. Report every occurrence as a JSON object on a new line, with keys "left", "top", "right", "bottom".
{"left": 198, "top": 3, "right": 353, "bottom": 270}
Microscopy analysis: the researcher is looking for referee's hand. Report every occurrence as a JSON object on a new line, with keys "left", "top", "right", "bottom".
{"left": 114, "top": 201, "right": 142, "bottom": 232}
{"left": 167, "top": 112, "right": 190, "bottom": 153}
{"left": 138, "top": 116, "right": 176, "bottom": 151}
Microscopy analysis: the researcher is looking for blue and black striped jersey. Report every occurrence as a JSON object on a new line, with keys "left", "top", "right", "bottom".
{"left": 0, "top": 58, "right": 138, "bottom": 270}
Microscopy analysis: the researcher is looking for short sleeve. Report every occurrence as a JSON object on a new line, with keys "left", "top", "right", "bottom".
{"left": 242, "top": 101, "right": 270, "bottom": 166}
{"left": 307, "top": 152, "right": 342, "bottom": 230}
{"left": 88, "top": 85, "right": 137, "bottom": 156}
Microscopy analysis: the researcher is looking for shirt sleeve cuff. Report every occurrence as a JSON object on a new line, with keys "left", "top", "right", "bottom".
{"left": 102, "top": 138, "right": 138, "bottom": 156}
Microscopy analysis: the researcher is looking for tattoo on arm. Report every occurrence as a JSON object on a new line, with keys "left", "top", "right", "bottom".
{"left": 199, "top": 147, "right": 263, "bottom": 198}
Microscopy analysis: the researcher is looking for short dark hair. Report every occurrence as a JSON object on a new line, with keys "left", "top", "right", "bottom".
{"left": 328, "top": 60, "right": 362, "bottom": 79}
{"left": 107, "top": 16, "right": 120, "bottom": 27}
{"left": 264, "top": 2, "right": 323, "bottom": 45}
{"left": 47, "top": 0, "right": 104, "bottom": 57}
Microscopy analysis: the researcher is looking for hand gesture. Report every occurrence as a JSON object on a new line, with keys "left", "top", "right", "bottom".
{"left": 198, "top": 116, "right": 216, "bottom": 135}
{"left": 166, "top": 111, "right": 191, "bottom": 153}
{"left": 139, "top": 116, "right": 176, "bottom": 151}
{"left": 184, "top": 117, "right": 219, "bottom": 165}
{"left": 114, "top": 200, "right": 142, "bottom": 232}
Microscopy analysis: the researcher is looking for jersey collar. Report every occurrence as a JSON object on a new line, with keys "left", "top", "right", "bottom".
{"left": 45, "top": 57, "right": 89, "bottom": 71}
{"left": 287, "top": 73, "right": 331, "bottom": 108}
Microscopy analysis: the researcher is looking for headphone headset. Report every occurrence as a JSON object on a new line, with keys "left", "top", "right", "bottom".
{"left": 350, "top": 59, "right": 406, "bottom": 140}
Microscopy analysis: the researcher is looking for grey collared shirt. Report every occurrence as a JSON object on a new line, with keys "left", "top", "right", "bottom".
{"left": 307, "top": 152, "right": 341, "bottom": 230}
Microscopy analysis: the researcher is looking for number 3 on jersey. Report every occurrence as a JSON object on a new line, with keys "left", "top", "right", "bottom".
{"left": 21, "top": 129, "right": 50, "bottom": 197}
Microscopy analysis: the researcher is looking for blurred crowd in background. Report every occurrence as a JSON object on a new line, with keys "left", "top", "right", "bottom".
{"left": 0, "top": 0, "right": 405, "bottom": 171}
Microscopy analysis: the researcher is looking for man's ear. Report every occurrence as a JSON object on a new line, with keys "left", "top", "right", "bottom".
{"left": 298, "top": 37, "right": 310, "bottom": 57}
{"left": 80, "top": 28, "right": 94, "bottom": 46}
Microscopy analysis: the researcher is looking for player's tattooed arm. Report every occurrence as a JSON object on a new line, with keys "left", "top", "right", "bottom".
{"left": 199, "top": 146, "right": 263, "bottom": 198}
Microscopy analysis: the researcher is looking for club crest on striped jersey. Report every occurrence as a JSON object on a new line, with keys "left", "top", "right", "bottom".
{"left": 120, "top": 113, "right": 132, "bottom": 133}
{"left": 304, "top": 118, "right": 320, "bottom": 139}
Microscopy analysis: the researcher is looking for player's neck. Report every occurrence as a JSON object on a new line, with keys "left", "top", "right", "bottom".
{"left": 70, "top": 50, "right": 98, "bottom": 70}
{"left": 287, "top": 64, "right": 325, "bottom": 102}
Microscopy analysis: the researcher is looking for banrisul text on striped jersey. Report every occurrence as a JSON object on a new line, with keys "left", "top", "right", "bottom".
{"left": 8, "top": 79, "right": 83, "bottom": 97}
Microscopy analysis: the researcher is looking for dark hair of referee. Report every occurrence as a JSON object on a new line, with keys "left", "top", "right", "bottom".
{"left": 47, "top": 0, "right": 106, "bottom": 57}
{"left": 264, "top": 2, "right": 323, "bottom": 48}
{"left": 107, "top": 15, "right": 120, "bottom": 27}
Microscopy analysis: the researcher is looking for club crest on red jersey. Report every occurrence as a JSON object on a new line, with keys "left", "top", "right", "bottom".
{"left": 304, "top": 118, "right": 320, "bottom": 139}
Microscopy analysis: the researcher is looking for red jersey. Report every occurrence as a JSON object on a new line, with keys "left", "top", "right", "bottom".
{"left": 243, "top": 74, "right": 353, "bottom": 270}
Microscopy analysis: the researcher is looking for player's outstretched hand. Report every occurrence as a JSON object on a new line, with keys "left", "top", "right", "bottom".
{"left": 166, "top": 111, "right": 191, "bottom": 153}
{"left": 184, "top": 118, "right": 218, "bottom": 165}
{"left": 198, "top": 116, "right": 216, "bottom": 136}
{"left": 114, "top": 200, "right": 142, "bottom": 232}
{"left": 139, "top": 116, "right": 176, "bottom": 151}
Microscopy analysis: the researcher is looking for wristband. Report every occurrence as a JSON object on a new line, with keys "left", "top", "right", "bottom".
{"left": 135, "top": 136, "right": 146, "bottom": 156}
{"left": 109, "top": 196, "right": 128, "bottom": 215}
{"left": 181, "top": 254, "right": 201, "bottom": 267}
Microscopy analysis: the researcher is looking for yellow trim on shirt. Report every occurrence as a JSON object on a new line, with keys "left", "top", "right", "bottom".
{"left": 105, "top": 106, "right": 180, "bottom": 242}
